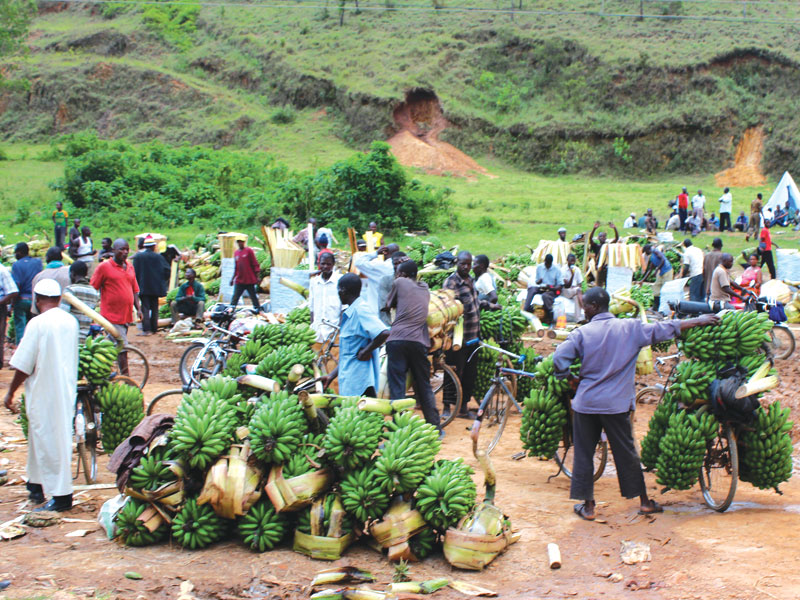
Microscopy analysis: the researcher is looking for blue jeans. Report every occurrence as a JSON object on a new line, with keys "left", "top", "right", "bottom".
{"left": 13, "top": 298, "right": 33, "bottom": 344}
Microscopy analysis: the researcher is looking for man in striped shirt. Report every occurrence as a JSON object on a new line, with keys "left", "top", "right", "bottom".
{"left": 60, "top": 261, "right": 99, "bottom": 343}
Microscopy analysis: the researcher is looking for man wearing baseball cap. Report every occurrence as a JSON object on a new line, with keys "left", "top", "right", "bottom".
{"left": 5, "top": 279, "right": 79, "bottom": 511}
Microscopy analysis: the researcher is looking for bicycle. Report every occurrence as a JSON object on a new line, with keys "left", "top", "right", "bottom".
{"left": 314, "top": 318, "right": 339, "bottom": 376}
{"left": 74, "top": 374, "right": 140, "bottom": 484}
{"left": 698, "top": 417, "right": 742, "bottom": 512}
{"left": 634, "top": 351, "right": 683, "bottom": 407}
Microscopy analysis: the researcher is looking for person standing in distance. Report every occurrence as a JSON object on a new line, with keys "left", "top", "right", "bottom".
{"left": 132, "top": 235, "right": 170, "bottom": 335}
{"left": 230, "top": 238, "right": 261, "bottom": 310}
{"left": 52, "top": 202, "right": 69, "bottom": 249}
{"left": 677, "top": 187, "right": 689, "bottom": 231}
{"left": 718, "top": 187, "right": 733, "bottom": 232}
{"left": 309, "top": 252, "right": 341, "bottom": 343}
{"left": 10, "top": 243, "right": 42, "bottom": 344}
{"left": 4, "top": 279, "right": 79, "bottom": 512}
{"left": 0, "top": 262, "right": 19, "bottom": 368}
{"left": 680, "top": 239, "right": 705, "bottom": 302}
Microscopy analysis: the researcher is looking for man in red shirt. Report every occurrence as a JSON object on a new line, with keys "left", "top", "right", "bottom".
{"left": 677, "top": 187, "right": 689, "bottom": 232}
{"left": 759, "top": 222, "right": 777, "bottom": 280}
{"left": 90, "top": 238, "right": 142, "bottom": 372}
{"left": 230, "top": 238, "right": 261, "bottom": 310}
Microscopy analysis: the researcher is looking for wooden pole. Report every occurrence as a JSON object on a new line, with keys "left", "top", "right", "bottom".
{"left": 547, "top": 543, "right": 562, "bottom": 569}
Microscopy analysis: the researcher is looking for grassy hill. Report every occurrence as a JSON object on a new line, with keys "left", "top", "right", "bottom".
{"left": 3, "top": 0, "right": 800, "bottom": 177}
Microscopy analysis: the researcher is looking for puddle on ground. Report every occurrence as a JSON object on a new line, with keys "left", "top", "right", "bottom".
{"left": 665, "top": 502, "right": 800, "bottom": 514}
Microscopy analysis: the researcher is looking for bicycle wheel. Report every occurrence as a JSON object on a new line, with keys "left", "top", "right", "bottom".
{"left": 769, "top": 326, "right": 795, "bottom": 360}
{"left": 553, "top": 423, "right": 608, "bottom": 482}
{"left": 699, "top": 423, "right": 738, "bottom": 512}
{"left": 76, "top": 440, "right": 97, "bottom": 484}
{"left": 435, "top": 363, "right": 462, "bottom": 428}
{"left": 119, "top": 345, "right": 149, "bottom": 389}
{"left": 147, "top": 388, "right": 186, "bottom": 416}
{"left": 180, "top": 342, "right": 221, "bottom": 385}
{"left": 486, "top": 393, "right": 514, "bottom": 455}
{"left": 635, "top": 385, "right": 665, "bottom": 406}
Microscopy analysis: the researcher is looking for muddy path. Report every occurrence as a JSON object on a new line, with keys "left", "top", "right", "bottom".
{"left": 1, "top": 335, "right": 799, "bottom": 600}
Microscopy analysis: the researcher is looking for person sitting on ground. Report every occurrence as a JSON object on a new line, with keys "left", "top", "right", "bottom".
{"left": 739, "top": 254, "right": 763, "bottom": 298}
{"left": 709, "top": 253, "right": 746, "bottom": 309}
{"left": 665, "top": 210, "right": 680, "bottom": 231}
{"left": 638, "top": 244, "right": 673, "bottom": 311}
{"left": 623, "top": 213, "right": 636, "bottom": 229}
{"left": 552, "top": 287, "right": 718, "bottom": 521}
{"left": 644, "top": 208, "right": 658, "bottom": 234}
{"left": 473, "top": 254, "right": 498, "bottom": 304}
{"left": 772, "top": 203, "right": 789, "bottom": 227}
{"left": 589, "top": 221, "right": 619, "bottom": 288}
{"left": 707, "top": 213, "right": 720, "bottom": 231}
{"left": 685, "top": 213, "right": 702, "bottom": 236}
{"left": 524, "top": 253, "right": 563, "bottom": 324}
{"left": 171, "top": 268, "right": 206, "bottom": 324}
{"left": 561, "top": 253, "right": 583, "bottom": 319}
{"left": 61, "top": 260, "right": 100, "bottom": 343}
{"left": 734, "top": 211, "right": 748, "bottom": 232}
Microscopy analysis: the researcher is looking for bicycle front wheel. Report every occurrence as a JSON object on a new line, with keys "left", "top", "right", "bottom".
{"left": 147, "top": 388, "right": 186, "bottom": 416}
{"left": 553, "top": 429, "right": 608, "bottom": 481}
{"left": 119, "top": 345, "right": 149, "bottom": 389}
{"left": 699, "top": 424, "right": 738, "bottom": 512}
{"left": 485, "top": 393, "right": 514, "bottom": 455}
{"left": 770, "top": 326, "right": 795, "bottom": 360}
{"left": 76, "top": 441, "right": 97, "bottom": 485}
{"left": 435, "top": 363, "right": 462, "bottom": 428}
{"left": 180, "top": 342, "right": 221, "bottom": 386}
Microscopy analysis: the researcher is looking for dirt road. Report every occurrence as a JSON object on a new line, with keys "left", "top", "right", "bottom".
{"left": 1, "top": 334, "right": 799, "bottom": 600}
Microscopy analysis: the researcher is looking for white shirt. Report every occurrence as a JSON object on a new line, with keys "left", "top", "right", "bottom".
{"left": 10, "top": 307, "right": 78, "bottom": 496}
{"left": 76, "top": 236, "right": 93, "bottom": 259}
{"left": 315, "top": 227, "right": 336, "bottom": 245}
{"left": 682, "top": 246, "right": 704, "bottom": 278}
{"left": 692, "top": 194, "right": 706, "bottom": 210}
{"left": 353, "top": 252, "right": 394, "bottom": 326}
{"left": 310, "top": 271, "right": 342, "bottom": 343}
{"left": 666, "top": 214, "right": 681, "bottom": 230}
{"left": 475, "top": 272, "right": 496, "bottom": 296}
{"left": 623, "top": 217, "right": 636, "bottom": 229}
{"left": 718, "top": 192, "right": 733, "bottom": 214}
{"left": 561, "top": 264, "right": 583, "bottom": 288}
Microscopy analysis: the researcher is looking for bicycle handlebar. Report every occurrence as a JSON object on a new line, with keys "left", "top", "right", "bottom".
{"left": 466, "top": 338, "right": 526, "bottom": 364}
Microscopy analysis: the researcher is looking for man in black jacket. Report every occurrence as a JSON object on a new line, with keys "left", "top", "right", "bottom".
{"left": 132, "top": 236, "right": 170, "bottom": 335}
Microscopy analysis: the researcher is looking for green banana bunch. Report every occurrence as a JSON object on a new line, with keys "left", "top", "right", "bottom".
{"left": 322, "top": 405, "right": 384, "bottom": 471}
{"left": 98, "top": 382, "right": 144, "bottom": 453}
{"left": 373, "top": 414, "right": 440, "bottom": 494}
{"left": 340, "top": 461, "right": 390, "bottom": 523}
{"left": 415, "top": 458, "right": 477, "bottom": 532}
{"left": 282, "top": 432, "right": 324, "bottom": 478}
{"left": 655, "top": 410, "right": 718, "bottom": 490}
{"left": 168, "top": 389, "right": 237, "bottom": 470}
{"left": 222, "top": 352, "right": 246, "bottom": 378}
{"left": 532, "top": 355, "right": 578, "bottom": 400}
{"left": 668, "top": 360, "right": 716, "bottom": 406}
{"left": 680, "top": 310, "right": 772, "bottom": 361}
{"left": 285, "top": 305, "right": 311, "bottom": 325}
{"left": 639, "top": 393, "right": 679, "bottom": 471}
{"left": 171, "top": 498, "right": 227, "bottom": 549}
{"left": 408, "top": 527, "right": 438, "bottom": 560}
{"left": 737, "top": 353, "right": 775, "bottom": 379}
{"left": 296, "top": 493, "right": 354, "bottom": 536}
{"left": 200, "top": 374, "right": 251, "bottom": 426}
{"left": 474, "top": 339, "right": 499, "bottom": 401}
{"left": 250, "top": 323, "right": 317, "bottom": 353}
{"left": 506, "top": 342, "right": 537, "bottom": 401}
{"left": 78, "top": 336, "right": 119, "bottom": 384}
{"left": 479, "top": 307, "right": 528, "bottom": 343}
{"left": 255, "top": 343, "right": 316, "bottom": 384}
{"left": 739, "top": 401, "right": 794, "bottom": 491}
{"left": 519, "top": 388, "right": 567, "bottom": 460}
{"left": 249, "top": 391, "right": 308, "bottom": 464}
{"left": 237, "top": 497, "right": 290, "bottom": 552}
{"left": 128, "top": 454, "right": 177, "bottom": 491}
{"left": 16, "top": 395, "right": 27, "bottom": 439}
{"left": 237, "top": 338, "right": 274, "bottom": 365}
{"left": 115, "top": 498, "right": 169, "bottom": 546}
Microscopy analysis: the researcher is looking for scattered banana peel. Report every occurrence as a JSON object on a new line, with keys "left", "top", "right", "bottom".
{"left": 23, "top": 511, "right": 61, "bottom": 527}
{"left": 196, "top": 441, "right": 263, "bottom": 519}
{"left": 448, "top": 581, "right": 498, "bottom": 596}
{"left": 0, "top": 524, "right": 25, "bottom": 540}
{"left": 310, "top": 567, "right": 375, "bottom": 587}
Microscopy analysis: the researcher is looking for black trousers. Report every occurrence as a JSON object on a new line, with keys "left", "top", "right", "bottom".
{"left": 444, "top": 345, "right": 477, "bottom": 411}
{"left": 761, "top": 250, "right": 776, "bottom": 280}
{"left": 678, "top": 207, "right": 688, "bottom": 231}
{"left": 140, "top": 295, "right": 160, "bottom": 333}
{"left": 231, "top": 283, "right": 260, "bottom": 309}
{"left": 720, "top": 212, "right": 732, "bottom": 232}
{"left": 0, "top": 304, "right": 6, "bottom": 368}
{"left": 525, "top": 287, "right": 557, "bottom": 322}
{"left": 386, "top": 340, "right": 440, "bottom": 430}
{"left": 570, "top": 411, "right": 645, "bottom": 502}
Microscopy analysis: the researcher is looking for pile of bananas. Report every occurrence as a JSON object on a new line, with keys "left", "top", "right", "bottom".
{"left": 408, "top": 527, "right": 438, "bottom": 560}
{"left": 340, "top": 461, "right": 391, "bottom": 522}
{"left": 255, "top": 343, "right": 316, "bottom": 384}
{"left": 97, "top": 382, "right": 144, "bottom": 453}
{"left": 738, "top": 353, "right": 773, "bottom": 378}
{"left": 655, "top": 410, "right": 718, "bottom": 490}
{"left": 519, "top": 388, "right": 568, "bottom": 459}
{"left": 739, "top": 401, "right": 794, "bottom": 491}
{"left": 250, "top": 323, "right": 316, "bottom": 353}
{"left": 479, "top": 307, "right": 528, "bottom": 343}
{"left": 374, "top": 413, "right": 440, "bottom": 494}
{"left": 680, "top": 310, "right": 773, "bottom": 361}
{"left": 128, "top": 454, "right": 177, "bottom": 491}
{"left": 168, "top": 389, "right": 237, "bottom": 470}
{"left": 200, "top": 375, "right": 250, "bottom": 426}
{"left": 323, "top": 405, "right": 383, "bottom": 471}
{"left": 249, "top": 391, "right": 308, "bottom": 464}
{"left": 115, "top": 498, "right": 170, "bottom": 546}
{"left": 474, "top": 339, "right": 499, "bottom": 401}
{"left": 296, "top": 493, "right": 354, "bottom": 536}
{"left": 668, "top": 360, "right": 716, "bottom": 406}
{"left": 285, "top": 305, "right": 311, "bottom": 325}
{"left": 415, "top": 459, "right": 477, "bottom": 532}
{"left": 639, "top": 394, "right": 679, "bottom": 471}
{"left": 532, "top": 355, "right": 577, "bottom": 399}
{"left": 78, "top": 337, "right": 119, "bottom": 384}
{"left": 171, "top": 498, "right": 227, "bottom": 549}
{"left": 237, "top": 497, "right": 290, "bottom": 552}
{"left": 405, "top": 237, "right": 443, "bottom": 266}
{"left": 282, "top": 432, "right": 324, "bottom": 478}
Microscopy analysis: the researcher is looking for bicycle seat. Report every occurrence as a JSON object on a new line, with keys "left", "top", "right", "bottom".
{"left": 675, "top": 301, "right": 714, "bottom": 315}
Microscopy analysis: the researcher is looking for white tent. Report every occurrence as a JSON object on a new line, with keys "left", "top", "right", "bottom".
{"left": 764, "top": 171, "right": 800, "bottom": 221}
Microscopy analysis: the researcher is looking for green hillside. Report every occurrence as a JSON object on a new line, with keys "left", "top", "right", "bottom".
{"left": 3, "top": 0, "right": 800, "bottom": 176}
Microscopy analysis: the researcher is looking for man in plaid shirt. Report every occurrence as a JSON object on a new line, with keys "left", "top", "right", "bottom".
{"left": 0, "top": 263, "right": 19, "bottom": 368}
{"left": 60, "top": 261, "right": 100, "bottom": 343}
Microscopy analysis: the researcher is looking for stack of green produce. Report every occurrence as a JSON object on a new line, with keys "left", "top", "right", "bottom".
{"left": 680, "top": 311, "right": 773, "bottom": 361}
{"left": 474, "top": 339, "right": 499, "bottom": 401}
{"left": 78, "top": 337, "right": 119, "bottom": 384}
{"left": 97, "top": 382, "right": 144, "bottom": 453}
{"left": 405, "top": 237, "right": 444, "bottom": 266}
{"left": 739, "top": 401, "right": 794, "bottom": 492}
{"left": 655, "top": 410, "right": 718, "bottom": 490}
{"left": 479, "top": 306, "right": 528, "bottom": 343}
{"left": 285, "top": 305, "right": 311, "bottom": 325}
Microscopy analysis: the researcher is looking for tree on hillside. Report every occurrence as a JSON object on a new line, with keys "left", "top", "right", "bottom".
{"left": 0, "top": 0, "right": 36, "bottom": 56}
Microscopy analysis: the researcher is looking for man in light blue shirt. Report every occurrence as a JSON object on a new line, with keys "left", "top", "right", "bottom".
{"left": 322, "top": 273, "right": 389, "bottom": 397}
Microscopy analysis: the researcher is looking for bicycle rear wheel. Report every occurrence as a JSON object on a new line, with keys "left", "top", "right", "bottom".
{"left": 119, "top": 345, "right": 149, "bottom": 389}
{"left": 770, "top": 326, "right": 795, "bottom": 360}
{"left": 486, "top": 393, "right": 514, "bottom": 455}
{"left": 699, "top": 424, "right": 738, "bottom": 512}
{"left": 553, "top": 425, "right": 608, "bottom": 482}
{"left": 435, "top": 363, "right": 462, "bottom": 428}
{"left": 180, "top": 342, "right": 222, "bottom": 385}
{"left": 76, "top": 441, "right": 97, "bottom": 484}
{"left": 147, "top": 388, "right": 185, "bottom": 416}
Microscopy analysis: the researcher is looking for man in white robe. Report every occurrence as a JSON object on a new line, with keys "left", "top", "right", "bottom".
{"left": 4, "top": 278, "right": 78, "bottom": 511}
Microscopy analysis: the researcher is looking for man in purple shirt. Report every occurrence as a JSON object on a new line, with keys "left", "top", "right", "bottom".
{"left": 553, "top": 287, "right": 717, "bottom": 520}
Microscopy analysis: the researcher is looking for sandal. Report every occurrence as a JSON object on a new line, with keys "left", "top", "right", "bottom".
{"left": 638, "top": 500, "right": 664, "bottom": 515}
{"left": 573, "top": 503, "right": 595, "bottom": 521}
